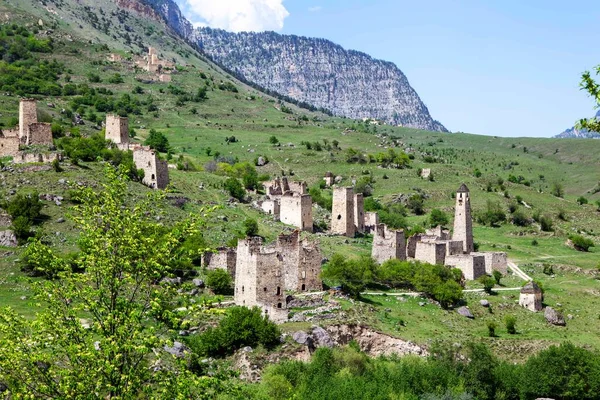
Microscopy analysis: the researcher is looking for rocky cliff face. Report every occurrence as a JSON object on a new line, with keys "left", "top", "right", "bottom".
{"left": 139, "top": 0, "right": 447, "bottom": 132}
{"left": 555, "top": 111, "right": 600, "bottom": 138}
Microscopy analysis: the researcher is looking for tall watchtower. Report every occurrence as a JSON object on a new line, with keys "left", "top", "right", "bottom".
{"left": 453, "top": 183, "right": 473, "bottom": 253}
{"left": 331, "top": 187, "right": 355, "bottom": 237}
{"left": 19, "top": 99, "right": 38, "bottom": 140}
{"left": 105, "top": 114, "right": 129, "bottom": 149}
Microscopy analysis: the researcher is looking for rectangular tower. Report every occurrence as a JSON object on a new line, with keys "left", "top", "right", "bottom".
{"left": 19, "top": 99, "right": 37, "bottom": 140}
{"left": 354, "top": 193, "right": 365, "bottom": 233}
{"left": 452, "top": 183, "right": 474, "bottom": 253}
{"left": 371, "top": 224, "right": 406, "bottom": 264}
{"left": 331, "top": 187, "right": 355, "bottom": 237}
{"left": 133, "top": 147, "right": 169, "bottom": 190}
{"left": 280, "top": 193, "right": 313, "bottom": 232}
{"left": 105, "top": 114, "right": 129, "bottom": 149}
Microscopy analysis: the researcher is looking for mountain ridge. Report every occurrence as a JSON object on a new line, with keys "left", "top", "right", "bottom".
{"left": 555, "top": 110, "right": 600, "bottom": 139}
{"left": 139, "top": 0, "right": 448, "bottom": 132}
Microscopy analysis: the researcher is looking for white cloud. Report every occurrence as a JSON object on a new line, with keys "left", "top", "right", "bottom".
{"left": 184, "top": 0, "right": 289, "bottom": 33}
{"left": 308, "top": 6, "right": 322, "bottom": 12}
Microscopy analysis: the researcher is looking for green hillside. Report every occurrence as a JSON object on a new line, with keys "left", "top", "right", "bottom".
{"left": 1, "top": 0, "right": 600, "bottom": 370}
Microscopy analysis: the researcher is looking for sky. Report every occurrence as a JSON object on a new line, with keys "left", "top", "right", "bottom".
{"left": 175, "top": 0, "right": 600, "bottom": 137}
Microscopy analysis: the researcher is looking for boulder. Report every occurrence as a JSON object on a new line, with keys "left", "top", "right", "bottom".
{"left": 457, "top": 306, "right": 474, "bottom": 319}
{"left": 192, "top": 279, "right": 205, "bottom": 288}
{"left": 311, "top": 326, "right": 334, "bottom": 348}
{"left": 160, "top": 277, "right": 182, "bottom": 286}
{"left": 480, "top": 300, "right": 490, "bottom": 307}
{"left": 256, "top": 156, "right": 267, "bottom": 166}
{"left": 164, "top": 341, "right": 188, "bottom": 358}
{"left": 292, "top": 331, "right": 312, "bottom": 346}
{"left": 334, "top": 175, "right": 343, "bottom": 183}
{"left": 0, "top": 231, "right": 17, "bottom": 247}
{"left": 544, "top": 307, "right": 566, "bottom": 326}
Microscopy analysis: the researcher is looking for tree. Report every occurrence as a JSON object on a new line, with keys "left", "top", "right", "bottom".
{"left": 577, "top": 65, "right": 600, "bottom": 132}
{"left": 1, "top": 192, "right": 43, "bottom": 244}
{"left": 551, "top": 182, "right": 564, "bottom": 198}
{"left": 505, "top": 315, "right": 517, "bottom": 334}
{"left": 269, "top": 135, "right": 279, "bottom": 145}
{"left": 407, "top": 194, "right": 425, "bottom": 215}
{"left": 224, "top": 177, "right": 245, "bottom": 201}
{"left": 0, "top": 165, "right": 207, "bottom": 398}
{"left": 477, "top": 200, "right": 506, "bottom": 227}
{"left": 205, "top": 269, "right": 233, "bottom": 295}
{"left": 144, "top": 128, "right": 170, "bottom": 152}
{"left": 569, "top": 234, "right": 595, "bottom": 252}
{"left": 243, "top": 218, "right": 259, "bottom": 237}
{"left": 428, "top": 209, "right": 449, "bottom": 228}
{"left": 479, "top": 275, "right": 496, "bottom": 294}
{"left": 492, "top": 270, "right": 502, "bottom": 285}
{"left": 321, "top": 254, "right": 376, "bottom": 298}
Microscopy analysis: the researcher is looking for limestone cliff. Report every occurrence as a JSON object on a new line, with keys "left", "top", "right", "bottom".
{"left": 138, "top": 0, "right": 448, "bottom": 132}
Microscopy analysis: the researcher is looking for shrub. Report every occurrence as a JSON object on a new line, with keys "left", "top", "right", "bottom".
{"left": 186, "top": 306, "right": 280, "bottom": 358}
{"left": 269, "top": 136, "right": 279, "bottom": 145}
{"left": 492, "top": 270, "right": 502, "bottom": 285}
{"left": 487, "top": 321, "right": 497, "bottom": 337}
{"left": 569, "top": 234, "right": 595, "bottom": 252}
{"left": 511, "top": 210, "right": 530, "bottom": 226}
{"left": 407, "top": 194, "right": 425, "bottom": 215}
{"left": 428, "top": 209, "right": 449, "bottom": 228}
{"left": 224, "top": 177, "right": 245, "bottom": 201}
{"left": 244, "top": 218, "right": 259, "bottom": 237}
{"left": 477, "top": 200, "right": 506, "bottom": 227}
{"left": 505, "top": 315, "right": 517, "bottom": 334}
{"left": 309, "top": 187, "right": 332, "bottom": 211}
{"left": 532, "top": 239, "right": 539, "bottom": 246}
{"left": 107, "top": 73, "right": 124, "bottom": 84}
{"left": 144, "top": 129, "right": 170, "bottom": 152}
{"left": 204, "top": 269, "right": 233, "bottom": 295}
{"left": 539, "top": 215, "right": 553, "bottom": 232}
{"left": 551, "top": 182, "right": 564, "bottom": 198}
{"left": 479, "top": 275, "right": 495, "bottom": 294}
{"left": 51, "top": 158, "right": 62, "bottom": 172}
{"left": 11, "top": 216, "right": 33, "bottom": 244}
{"left": 321, "top": 254, "right": 377, "bottom": 299}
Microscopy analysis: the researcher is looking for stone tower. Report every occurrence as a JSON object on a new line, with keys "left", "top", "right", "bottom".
{"left": 133, "top": 147, "right": 169, "bottom": 189}
{"left": 280, "top": 192, "right": 313, "bottom": 232}
{"left": 519, "top": 281, "right": 543, "bottom": 312}
{"left": 331, "top": 187, "right": 355, "bottom": 237}
{"left": 19, "top": 99, "right": 37, "bottom": 140}
{"left": 354, "top": 193, "right": 365, "bottom": 233}
{"left": 453, "top": 183, "right": 473, "bottom": 253}
{"left": 105, "top": 114, "right": 129, "bottom": 150}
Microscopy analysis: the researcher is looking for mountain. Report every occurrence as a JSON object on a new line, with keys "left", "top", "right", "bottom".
{"left": 140, "top": 0, "right": 448, "bottom": 132}
{"left": 555, "top": 111, "right": 600, "bottom": 138}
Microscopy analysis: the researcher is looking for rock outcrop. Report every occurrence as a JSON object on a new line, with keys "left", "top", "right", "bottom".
{"left": 544, "top": 307, "right": 566, "bottom": 326}
{"left": 555, "top": 110, "right": 600, "bottom": 139}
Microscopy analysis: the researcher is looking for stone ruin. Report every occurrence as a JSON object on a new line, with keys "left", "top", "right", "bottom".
{"left": 371, "top": 224, "right": 406, "bottom": 264}
{"left": 330, "top": 186, "right": 367, "bottom": 237}
{"left": 135, "top": 47, "right": 174, "bottom": 81}
{"left": 0, "top": 99, "right": 57, "bottom": 164}
{"left": 256, "top": 177, "right": 313, "bottom": 232}
{"left": 132, "top": 146, "right": 169, "bottom": 190}
{"left": 370, "top": 184, "right": 507, "bottom": 281}
{"left": 420, "top": 168, "right": 431, "bottom": 178}
{"left": 105, "top": 114, "right": 129, "bottom": 150}
{"left": 201, "top": 247, "right": 237, "bottom": 277}
{"left": 234, "top": 230, "right": 322, "bottom": 323}
{"left": 108, "top": 53, "right": 122, "bottom": 62}
{"left": 323, "top": 171, "right": 334, "bottom": 187}
{"left": 519, "top": 281, "right": 543, "bottom": 312}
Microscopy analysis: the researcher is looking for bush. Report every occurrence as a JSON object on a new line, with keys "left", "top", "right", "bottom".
{"left": 11, "top": 216, "right": 33, "bottom": 244}
{"left": 224, "top": 177, "right": 245, "bottom": 201}
{"left": 407, "top": 194, "right": 425, "bottom": 215}
{"left": 479, "top": 275, "right": 495, "bottom": 294}
{"left": 243, "top": 218, "right": 259, "bottom": 237}
{"left": 428, "top": 209, "right": 449, "bottom": 228}
{"left": 477, "top": 200, "right": 506, "bottom": 227}
{"left": 487, "top": 321, "right": 497, "bottom": 337}
{"left": 492, "top": 270, "right": 502, "bottom": 285}
{"left": 269, "top": 136, "right": 279, "bottom": 145}
{"left": 2, "top": 191, "right": 43, "bottom": 244}
{"left": 321, "top": 255, "right": 377, "bottom": 299}
{"left": 204, "top": 269, "right": 233, "bottom": 295}
{"left": 51, "top": 158, "right": 62, "bottom": 172}
{"left": 107, "top": 73, "right": 124, "bottom": 84}
{"left": 144, "top": 129, "right": 170, "bottom": 152}
{"left": 511, "top": 210, "right": 530, "bottom": 226}
{"left": 569, "top": 234, "right": 595, "bottom": 252}
{"left": 551, "top": 182, "right": 564, "bottom": 198}
{"left": 309, "top": 187, "right": 332, "bottom": 211}
{"left": 505, "top": 315, "right": 517, "bottom": 334}
{"left": 186, "top": 306, "right": 280, "bottom": 358}
{"left": 539, "top": 215, "right": 553, "bottom": 232}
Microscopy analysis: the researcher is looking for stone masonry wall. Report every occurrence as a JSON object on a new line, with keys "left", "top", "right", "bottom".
{"left": 278, "top": 231, "right": 322, "bottom": 292}
{"left": 19, "top": 99, "right": 37, "bottom": 140}
{"left": 26, "top": 123, "right": 52, "bottom": 146}
{"left": 519, "top": 292, "right": 542, "bottom": 312}
{"left": 445, "top": 254, "right": 486, "bottom": 280}
{"left": 372, "top": 224, "right": 406, "bottom": 264}
{"left": 202, "top": 247, "right": 237, "bottom": 277}
{"left": 414, "top": 241, "right": 446, "bottom": 265}
{"left": 133, "top": 148, "right": 169, "bottom": 189}
{"left": 331, "top": 187, "right": 355, "bottom": 237}
{"left": 354, "top": 193, "right": 365, "bottom": 233}
{"left": 364, "top": 211, "right": 379, "bottom": 234}
{"left": 105, "top": 114, "right": 129, "bottom": 148}
{"left": 453, "top": 186, "right": 474, "bottom": 253}
{"left": 0, "top": 137, "right": 20, "bottom": 157}
{"left": 280, "top": 193, "right": 313, "bottom": 232}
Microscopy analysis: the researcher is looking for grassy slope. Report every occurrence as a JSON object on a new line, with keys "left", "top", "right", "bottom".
{"left": 0, "top": 0, "right": 599, "bottom": 358}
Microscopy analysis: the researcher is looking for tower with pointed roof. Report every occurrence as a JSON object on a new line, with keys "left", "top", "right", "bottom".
{"left": 453, "top": 183, "right": 473, "bottom": 253}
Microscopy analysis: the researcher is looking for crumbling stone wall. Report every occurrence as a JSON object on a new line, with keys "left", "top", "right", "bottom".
{"left": 277, "top": 231, "right": 322, "bottom": 292}
{"left": 323, "top": 171, "right": 334, "bottom": 187}
{"left": 133, "top": 147, "right": 169, "bottom": 189}
{"left": 13, "top": 152, "right": 61, "bottom": 164}
{"left": 264, "top": 177, "right": 284, "bottom": 197}
{"left": 426, "top": 226, "right": 449, "bottom": 240}
{"left": 364, "top": 211, "right": 379, "bottom": 234}
{"left": 372, "top": 224, "right": 406, "bottom": 264}
{"left": 445, "top": 240, "right": 464, "bottom": 256}
{"left": 202, "top": 247, "right": 237, "bottom": 277}
{"left": 280, "top": 193, "right": 313, "bottom": 232}
{"left": 159, "top": 74, "right": 171, "bottom": 82}
{"left": 354, "top": 193, "right": 365, "bottom": 233}
{"left": 105, "top": 114, "right": 129, "bottom": 149}
{"left": 26, "top": 123, "right": 52, "bottom": 146}
{"left": 406, "top": 234, "right": 420, "bottom": 258}
{"left": 420, "top": 168, "right": 431, "bottom": 178}
{"left": 519, "top": 281, "right": 543, "bottom": 312}
{"left": 472, "top": 252, "right": 508, "bottom": 274}
{"left": 331, "top": 187, "right": 355, "bottom": 237}
{"left": 453, "top": 184, "right": 474, "bottom": 253}
{"left": 258, "top": 199, "right": 280, "bottom": 218}
{"left": 0, "top": 213, "right": 12, "bottom": 227}
{"left": 414, "top": 241, "right": 447, "bottom": 265}
{"left": 445, "top": 254, "right": 485, "bottom": 280}
{"left": 0, "top": 137, "right": 20, "bottom": 157}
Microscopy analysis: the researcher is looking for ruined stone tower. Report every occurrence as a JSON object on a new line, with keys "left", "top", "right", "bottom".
{"left": 354, "top": 193, "right": 365, "bottom": 233}
{"left": 19, "top": 99, "right": 37, "bottom": 140}
{"left": 519, "top": 281, "right": 543, "bottom": 312}
{"left": 105, "top": 114, "right": 129, "bottom": 150}
{"left": 133, "top": 147, "right": 169, "bottom": 189}
{"left": 453, "top": 183, "right": 474, "bottom": 253}
{"left": 371, "top": 224, "right": 406, "bottom": 264}
{"left": 277, "top": 231, "right": 322, "bottom": 292}
{"left": 280, "top": 192, "right": 313, "bottom": 232}
{"left": 331, "top": 187, "right": 355, "bottom": 237}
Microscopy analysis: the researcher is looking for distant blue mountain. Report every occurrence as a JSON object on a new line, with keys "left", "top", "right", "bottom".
{"left": 555, "top": 110, "right": 600, "bottom": 138}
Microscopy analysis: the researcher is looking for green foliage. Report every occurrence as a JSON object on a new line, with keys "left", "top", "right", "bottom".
{"left": 354, "top": 175, "right": 374, "bottom": 197}
{"left": 492, "top": 270, "right": 502, "bottom": 285}
{"left": 569, "top": 234, "right": 595, "bottom": 252}
{"left": 243, "top": 218, "right": 259, "bottom": 237}
{"left": 218, "top": 81, "right": 238, "bottom": 92}
{"left": 577, "top": 196, "right": 588, "bottom": 205}
{"left": 487, "top": 321, "right": 497, "bottom": 337}
{"left": 51, "top": 158, "right": 62, "bottom": 172}
{"left": 224, "top": 177, "right": 245, "bottom": 201}
{"left": 1, "top": 192, "right": 42, "bottom": 244}
{"left": 551, "top": 182, "right": 564, "bottom": 198}
{"left": 187, "top": 306, "right": 280, "bottom": 357}
{"left": 407, "top": 194, "right": 425, "bottom": 215}
{"left": 539, "top": 215, "right": 554, "bottom": 232}
{"left": 107, "top": 73, "right": 124, "bottom": 84}
{"left": 269, "top": 135, "right": 279, "bottom": 144}
{"left": 309, "top": 186, "right": 332, "bottom": 211}
{"left": 321, "top": 254, "right": 377, "bottom": 298}
{"left": 0, "top": 165, "right": 206, "bottom": 397}
{"left": 477, "top": 200, "right": 506, "bottom": 227}
{"left": 144, "top": 129, "right": 170, "bottom": 152}
{"left": 479, "top": 275, "right": 495, "bottom": 293}
{"left": 505, "top": 315, "right": 517, "bottom": 334}
{"left": 511, "top": 209, "right": 530, "bottom": 226}
{"left": 205, "top": 269, "right": 233, "bottom": 295}
{"left": 428, "top": 209, "right": 449, "bottom": 228}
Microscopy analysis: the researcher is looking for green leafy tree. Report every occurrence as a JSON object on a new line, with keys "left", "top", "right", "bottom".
{"left": 205, "top": 269, "right": 233, "bottom": 295}
{"left": 243, "top": 218, "right": 259, "bottom": 237}
{"left": 577, "top": 65, "right": 600, "bottom": 132}
{"left": 428, "top": 208, "right": 449, "bottom": 228}
{"left": 505, "top": 315, "right": 517, "bottom": 334}
{"left": 224, "top": 177, "right": 245, "bottom": 201}
{"left": 1, "top": 192, "right": 43, "bottom": 243}
{"left": 492, "top": 270, "right": 502, "bottom": 285}
{"left": 569, "top": 234, "right": 595, "bottom": 252}
{"left": 144, "top": 129, "right": 170, "bottom": 152}
{"left": 407, "top": 194, "right": 425, "bottom": 215}
{"left": 0, "top": 165, "right": 208, "bottom": 398}
{"left": 321, "top": 255, "right": 376, "bottom": 298}
{"left": 479, "top": 275, "right": 496, "bottom": 294}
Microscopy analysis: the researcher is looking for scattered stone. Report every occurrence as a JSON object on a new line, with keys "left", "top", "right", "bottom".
{"left": 334, "top": 175, "right": 343, "bottom": 183}
{"left": 293, "top": 331, "right": 312, "bottom": 346}
{"left": 256, "top": 156, "right": 266, "bottom": 166}
{"left": 164, "top": 341, "right": 188, "bottom": 358}
{"left": 94, "top": 341, "right": 101, "bottom": 351}
{"left": 178, "top": 330, "right": 190, "bottom": 336}
{"left": 79, "top": 318, "right": 92, "bottom": 329}
{"left": 457, "top": 306, "right": 474, "bottom": 319}
{"left": 418, "top": 302, "right": 426, "bottom": 307}
{"left": 242, "top": 346, "right": 253, "bottom": 352}
{"left": 57, "top": 217, "right": 65, "bottom": 223}
{"left": 567, "top": 314, "right": 573, "bottom": 320}
{"left": 58, "top": 179, "right": 66, "bottom": 184}
{"left": 544, "top": 307, "right": 566, "bottom": 326}
{"left": 311, "top": 326, "right": 334, "bottom": 348}
{"left": 480, "top": 299, "right": 490, "bottom": 307}
{"left": 160, "top": 277, "right": 182, "bottom": 286}
{"left": 192, "top": 279, "right": 205, "bottom": 288}
{"left": 20, "top": 296, "right": 26, "bottom": 300}
{"left": 0, "top": 231, "right": 17, "bottom": 247}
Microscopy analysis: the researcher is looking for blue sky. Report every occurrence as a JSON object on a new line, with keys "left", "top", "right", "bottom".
{"left": 176, "top": 0, "right": 600, "bottom": 137}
